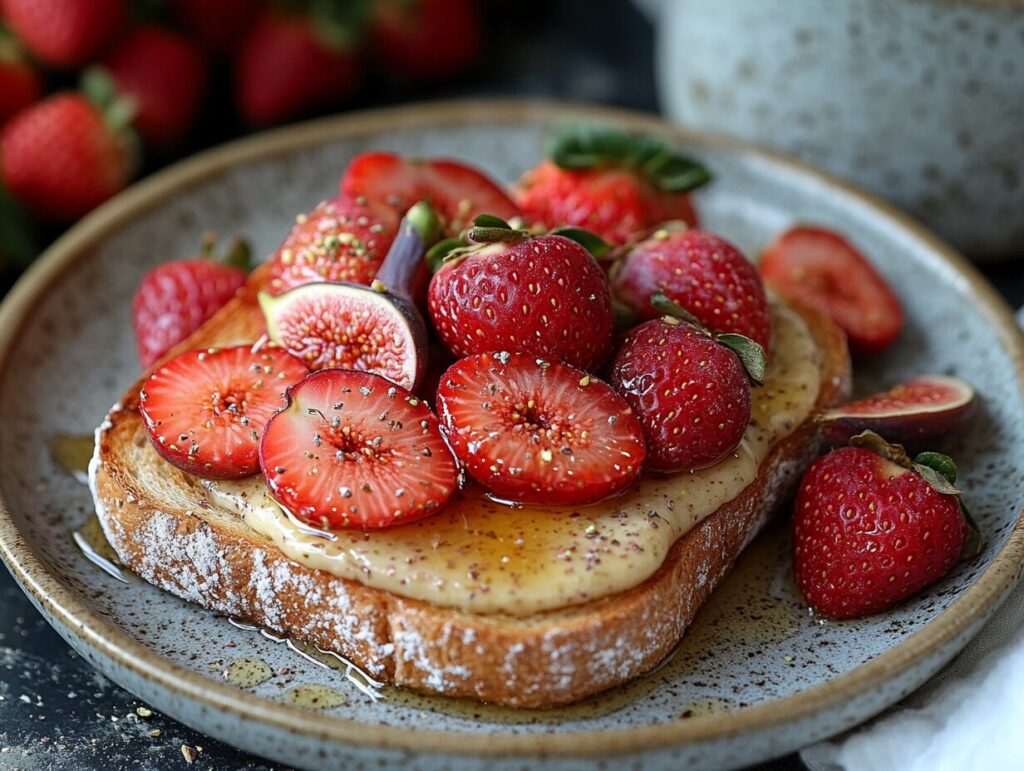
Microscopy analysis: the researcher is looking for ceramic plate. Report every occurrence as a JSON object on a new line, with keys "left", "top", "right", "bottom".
{"left": 0, "top": 101, "right": 1022, "bottom": 771}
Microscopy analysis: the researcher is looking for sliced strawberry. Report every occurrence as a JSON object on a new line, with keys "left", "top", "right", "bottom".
{"left": 260, "top": 369, "right": 459, "bottom": 530}
{"left": 267, "top": 195, "right": 398, "bottom": 295}
{"left": 140, "top": 345, "right": 308, "bottom": 479}
{"left": 340, "top": 152, "right": 520, "bottom": 234}
{"left": 436, "top": 352, "right": 646, "bottom": 505}
{"left": 760, "top": 226, "right": 903, "bottom": 357}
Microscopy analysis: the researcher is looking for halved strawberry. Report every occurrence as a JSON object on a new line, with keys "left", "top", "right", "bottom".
{"left": 260, "top": 369, "right": 459, "bottom": 530}
{"left": 436, "top": 352, "right": 646, "bottom": 505}
{"left": 760, "top": 226, "right": 903, "bottom": 357}
{"left": 139, "top": 345, "right": 309, "bottom": 479}
{"left": 340, "top": 152, "right": 520, "bottom": 235}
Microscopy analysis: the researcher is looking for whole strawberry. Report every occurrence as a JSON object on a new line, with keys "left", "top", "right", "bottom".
{"left": 793, "top": 432, "right": 969, "bottom": 619}
{"left": 613, "top": 227, "right": 773, "bottom": 352}
{"left": 234, "top": 7, "right": 361, "bottom": 126}
{"left": 132, "top": 236, "right": 250, "bottom": 367}
{"left": 0, "top": 91, "right": 135, "bottom": 221}
{"left": 371, "top": 0, "right": 481, "bottom": 83}
{"left": 1, "top": 0, "right": 125, "bottom": 68}
{"left": 428, "top": 218, "right": 615, "bottom": 372}
{"left": 610, "top": 296, "right": 765, "bottom": 472}
{"left": 94, "top": 25, "right": 207, "bottom": 151}
{"left": 0, "top": 30, "right": 43, "bottom": 127}
{"left": 513, "top": 125, "right": 710, "bottom": 245}
{"left": 267, "top": 195, "right": 398, "bottom": 295}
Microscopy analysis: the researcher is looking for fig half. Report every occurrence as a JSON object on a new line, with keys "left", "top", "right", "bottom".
{"left": 818, "top": 374, "right": 975, "bottom": 451}
{"left": 259, "top": 202, "right": 439, "bottom": 392}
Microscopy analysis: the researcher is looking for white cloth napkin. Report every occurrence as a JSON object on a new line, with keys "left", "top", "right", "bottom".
{"left": 799, "top": 306, "right": 1024, "bottom": 771}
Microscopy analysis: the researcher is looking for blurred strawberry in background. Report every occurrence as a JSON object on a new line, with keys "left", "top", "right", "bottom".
{"left": 169, "top": 0, "right": 257, "bottom": 54}
{"left": 0, "top": 90, "right": 136, "bottom": 221}
{"left": 0, "top": 27, "right": 42, "bottom": 127}
{"left": 94, "top": 24, "right": 207, "bottom": 150}
{"left": 234, "top": 5, "right": 361, "bottom": 126}
{"left": 371, "top": 0, "right": 481, "bottom": 83}
{"left": 0, "top": 0, "right": 125, "bottom": 68}
{"left": 0, "top": 0, "right": 491, "bottom": 277}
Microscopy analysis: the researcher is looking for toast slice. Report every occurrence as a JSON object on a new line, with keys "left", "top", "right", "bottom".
{"left": 90, "top": 263, "right": 850, "bottom": 708}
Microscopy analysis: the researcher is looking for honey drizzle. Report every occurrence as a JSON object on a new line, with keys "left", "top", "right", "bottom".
{"left": 217, "top": 520, "right": 801, "bottom": 724}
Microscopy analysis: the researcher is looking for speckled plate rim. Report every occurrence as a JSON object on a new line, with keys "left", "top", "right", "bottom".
{"left": 1, "top": 99, "right": 1023, "bottom": 759}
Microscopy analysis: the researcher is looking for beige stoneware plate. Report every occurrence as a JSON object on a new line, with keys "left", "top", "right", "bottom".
{"left": 0, "top": 101, "right": 1023, "bottom": 770}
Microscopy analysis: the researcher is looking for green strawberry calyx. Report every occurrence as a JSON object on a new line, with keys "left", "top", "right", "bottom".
{"left": 848, "top": 430, "right": 982, "bottom": 558}
{"left": 425, "top": 214, "right": 610, "bottom": 272}
{"left": 546, "top": 124, "right": 712, "bottom": 194}
{"left": 650, "top": 290, "right": 767, "bottom": 386}
{"left": 199, "top": 233, "right": 253, "bottom": 272}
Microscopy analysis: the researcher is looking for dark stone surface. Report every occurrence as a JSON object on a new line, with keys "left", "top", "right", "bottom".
{"left": 0, "top": 0, "right": 1018, "bottom": 769}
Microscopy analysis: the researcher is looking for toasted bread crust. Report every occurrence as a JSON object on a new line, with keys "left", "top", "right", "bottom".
{"left": 90, "top": 265, "right": 850, "bottom": 708}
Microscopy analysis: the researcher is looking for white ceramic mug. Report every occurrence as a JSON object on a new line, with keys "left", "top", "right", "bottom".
{"left": 650, "top": 0, "right": 1024, "bottom": 260}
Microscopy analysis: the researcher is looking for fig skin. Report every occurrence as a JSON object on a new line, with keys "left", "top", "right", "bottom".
{"left": 259, "top": 202, "right": 439, "bottom": 392}
{"left": 818, "top": 375, "right": 975, "bottom": 452}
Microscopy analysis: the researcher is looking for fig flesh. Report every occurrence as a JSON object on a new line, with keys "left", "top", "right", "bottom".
{"left": 259, "top": 202, "right": 439, "bottom": 392}
{"left": 819, "top": 374, "right": 975, "bottom": 450}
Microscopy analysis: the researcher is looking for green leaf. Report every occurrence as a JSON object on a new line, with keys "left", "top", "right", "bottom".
{"left": 425, "top": 238, "right": 467, "bottom": 272}
{"left": 472, "top": 214, "right": 511, "bottom": 229}
{"left": 0, "top": 183, "right": 36, "bottom": 270}
{"left": 550, "top": 227, "right": 612, "bottom": 259}
{"left": 914, "top": 451, "right": 958, "bottom": 484}
{"left": 849, "top": 430, "right": 914, "bottom": 469}
{"left": 648, "top": 156, "right": 713, "bottom": 193}
{"left": 545, "top": 123, "right": 712, "bottom": 193}
{"left": 650, "top": 290, "right": 702, "bottom": 327}
{"left": 224, "top": 238, "right": 253, "bottom": 271}
{"left": 913, "top": 463, "right": 961, "bottom": 497}
{"left": 716, "top": 333, "right": 767, "bottom": 386}
{"left": 958, "top": 500, "right": 984, "bottom": 560}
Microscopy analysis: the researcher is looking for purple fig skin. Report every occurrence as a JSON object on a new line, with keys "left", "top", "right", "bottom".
{"left": 259, "top": 203, "right": 439, "bottom": 393}
{"left": 818, "top": 375, "right": 975, "bottom": 452}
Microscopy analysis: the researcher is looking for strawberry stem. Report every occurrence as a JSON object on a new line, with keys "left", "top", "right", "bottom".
{"left": 375, "top": 201, "right": 441, "bottom": 299}
{"left": 550, "top": 227, "right": 612, "bottom": 260}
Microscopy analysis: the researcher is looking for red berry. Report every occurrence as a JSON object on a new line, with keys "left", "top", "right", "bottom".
{"left": 98, "top": 25, "right": 207, "bottom": 151}
{"left": 793, "top": 447, "right": 966, "bottom": 619}
{"left": 340, "top": 151, "right": 520, "bottom": 236}
{"left": 613, "top": 228, "right": 773, "bottom": 352}
{"left": 760, "top": 226, "right": 903, "bottom": 357}
{"left": 436, "top": 352, "right": 646, "bottom": 505}
{"left": 132, "top": 253, "right": 248, "bottom": 367}
{"left": 234, "top": 8, "right": 361, "bottom": 126}
{"left": 610, "top": 318, "right": 752, "bottom": 472}
{"left": 267, "top": 195, "right": 398, "bottom": 295}
{"left": 514, "top": 160, "right": 699, "bottom": 246}
{"left": 169, "top": 0, "right": 258, "bottom": 54}
{"left": 260, "top": 369, "right": 459, "bottom": 530}
{"left": 428, "top": 233, "right": 615, "bottom": 371}
{"left": 0, "top": 93, "right": 134, "bottom": 221}
{"left": 371, "top": 0, "right": 481, "bottom": 83}
{"left": 0, "top": 34, "right": 43, "bottom": 127}
{"left": 140, "top": 345, "right": 309, "bottom": 479}
{"left": 0, "top": 0, "right": 125, "bottom": 68}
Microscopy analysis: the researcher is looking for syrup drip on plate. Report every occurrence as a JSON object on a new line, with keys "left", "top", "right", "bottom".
{"left": 225, "top": 618, "right": 384, "bottom": 702}
{"left": 49, "top": 433, "right": 94, "bottom": 484}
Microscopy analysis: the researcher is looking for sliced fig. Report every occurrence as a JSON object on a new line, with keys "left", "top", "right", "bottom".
{"left": 818, "top": 375, "right": 975, "bottom": 450}
{"left": 259, "top": 202, "right": 439, "bottom": 392}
